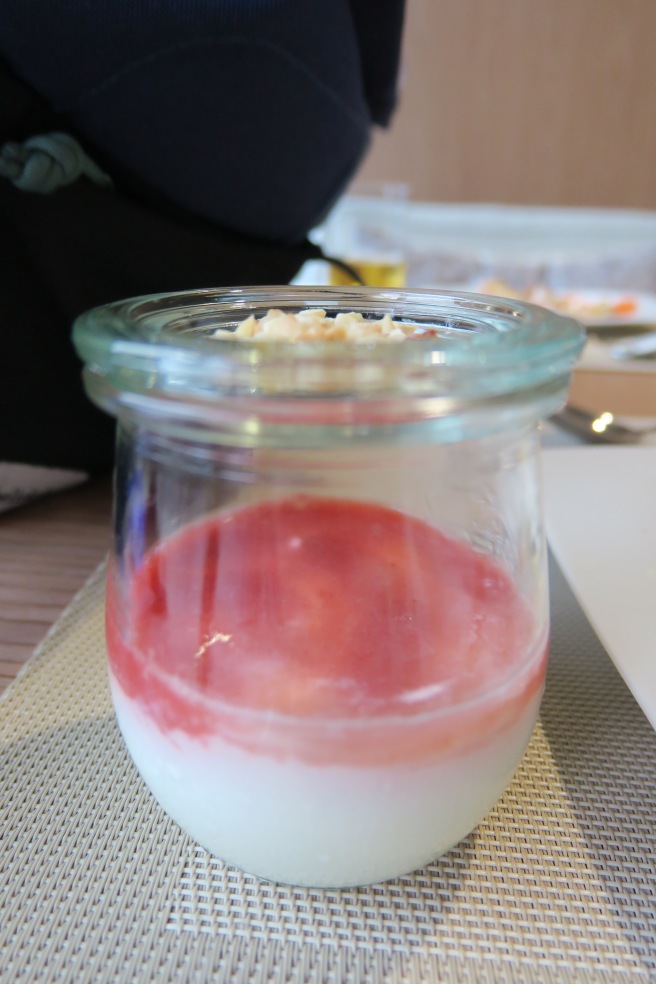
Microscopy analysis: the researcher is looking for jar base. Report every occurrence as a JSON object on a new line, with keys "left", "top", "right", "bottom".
{"left": 110, "top": 673, "right": 541, "bottom": 888}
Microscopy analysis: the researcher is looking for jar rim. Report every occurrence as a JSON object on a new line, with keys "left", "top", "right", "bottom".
{"left": 73, "top": 286, "right": 584, "bottom": 443}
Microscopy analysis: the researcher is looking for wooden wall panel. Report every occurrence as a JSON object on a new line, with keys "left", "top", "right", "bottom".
{"left": 358, "top": 0, "right": 656, "bottom": 207}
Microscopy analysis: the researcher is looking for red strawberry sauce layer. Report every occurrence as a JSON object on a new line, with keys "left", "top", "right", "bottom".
{"left": 106, "top": 496, "right": 546, "bottom": 766}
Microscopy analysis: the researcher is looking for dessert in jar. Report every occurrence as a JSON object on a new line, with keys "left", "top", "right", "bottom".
{"left": 73, "top": 288, "right": 584, "bottom": 887}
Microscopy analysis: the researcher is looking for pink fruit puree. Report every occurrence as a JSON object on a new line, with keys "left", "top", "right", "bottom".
{"left": 106, "top": 496, "right": 545, "bottom": 767}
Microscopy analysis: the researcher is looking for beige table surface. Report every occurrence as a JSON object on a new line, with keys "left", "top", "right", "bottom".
{"left": 0, "top": 476, "right": 112, "bottom": 696}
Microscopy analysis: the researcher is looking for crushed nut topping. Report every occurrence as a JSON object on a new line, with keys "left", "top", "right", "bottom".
{"left": 211, "top": 309, "right": 421, "bottom": 343}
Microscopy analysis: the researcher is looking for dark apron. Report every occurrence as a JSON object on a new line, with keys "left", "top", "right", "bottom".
{"left": 0, "top": 63, "right": 321, "bottom": 474}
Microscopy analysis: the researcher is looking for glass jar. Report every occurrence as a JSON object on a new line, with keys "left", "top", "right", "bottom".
{"left": 73, "top": 286, "right": 584, "bottom": 888}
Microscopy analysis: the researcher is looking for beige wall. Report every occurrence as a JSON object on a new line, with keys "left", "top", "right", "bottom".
{"left": 358, "top": 0, "right": 656, "bottom": 208}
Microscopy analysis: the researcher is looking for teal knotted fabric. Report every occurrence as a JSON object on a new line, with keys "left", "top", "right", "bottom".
{"left": 0, "top": 132, "right": 111, "bottom": 193}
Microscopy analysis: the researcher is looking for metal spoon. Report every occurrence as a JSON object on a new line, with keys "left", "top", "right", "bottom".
{"left": 610, "top": 330, "right": 656, "bottom": 361}
{"left": 551, "top": 403, "right": 656, "bottom": 444}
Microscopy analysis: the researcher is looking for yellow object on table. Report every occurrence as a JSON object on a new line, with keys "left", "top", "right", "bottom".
{"left": 328, "top": 257, "right": 407, "bottom": 288}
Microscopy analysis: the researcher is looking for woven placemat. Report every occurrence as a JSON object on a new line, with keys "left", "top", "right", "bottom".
{"left": 1, "top": 559, "right": 655, "bottom": 983}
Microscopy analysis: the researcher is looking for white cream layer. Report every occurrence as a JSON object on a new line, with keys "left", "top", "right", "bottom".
{"left": 110, "top": 672, "right": 541, "bottom": 887}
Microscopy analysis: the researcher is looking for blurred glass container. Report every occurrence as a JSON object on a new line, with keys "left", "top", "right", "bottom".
{"left": 73, "top": 286, "right": 584, "bottom": 887}
{"left": 324, "top": 201, "right": 656, "bottom": 292}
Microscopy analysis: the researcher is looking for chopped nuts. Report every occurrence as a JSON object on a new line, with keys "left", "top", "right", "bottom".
{"left": 211, "top": 309, "right": 418, "bottom": 343}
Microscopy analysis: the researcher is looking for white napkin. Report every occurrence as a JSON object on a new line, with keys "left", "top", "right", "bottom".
{"left": 0, "top": 462, "right": 87, "bottom": 514}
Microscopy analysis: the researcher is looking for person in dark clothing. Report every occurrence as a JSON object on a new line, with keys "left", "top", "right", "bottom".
{"left": 0, "top": 1, "right": 405, "bottom": 496}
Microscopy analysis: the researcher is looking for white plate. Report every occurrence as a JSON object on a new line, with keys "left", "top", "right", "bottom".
{"left": 468, "top": 283, "right": 656, "bottom": 327}
{"left": 542, "top": 446, "right": 656, "bottom": 730}
{"left": 545, "top": 288, "right": 656, "bottom": 326}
